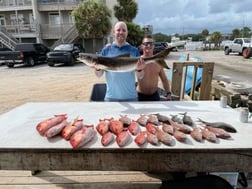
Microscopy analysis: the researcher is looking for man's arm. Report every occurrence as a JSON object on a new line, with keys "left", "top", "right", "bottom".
{"left": 159, "top": 68, "right": 172, "bottom": 100}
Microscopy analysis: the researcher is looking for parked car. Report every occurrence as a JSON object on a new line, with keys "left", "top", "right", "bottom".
{"left": 138, "top": 42, "right": 169, "bottom": 55}
{"left": 47, "top": 44, "right": 85, "bottom": 66}
{"left": 224, "top": 38, "right": 251, "bottom": 58}
{"left": 0, "top": 43, "right": 50, "bottom": 68}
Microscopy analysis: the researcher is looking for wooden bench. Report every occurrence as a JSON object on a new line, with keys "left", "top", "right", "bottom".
{"left": 171, "top": 61, "right": 215, "bottom": 100}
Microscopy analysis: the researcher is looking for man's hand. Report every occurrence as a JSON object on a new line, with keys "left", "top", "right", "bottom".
{"left": 136, "top": 58, "right": 145, "bottom": 71}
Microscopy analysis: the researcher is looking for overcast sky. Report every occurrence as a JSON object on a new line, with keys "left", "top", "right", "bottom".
{"left": 134, "top": 0, "right": 252, "bottom": 35}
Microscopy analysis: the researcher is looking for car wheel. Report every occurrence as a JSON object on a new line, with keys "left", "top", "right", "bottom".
{"left": 243, "top": 48, "right": 252, "bottom": 59}
{"left": 7, "top": 63, "right": 14, "bottom": 68}
{"left": 48, "top": 62, "right": 54, "bottom": 67}
{"left": 27, "top": 57, "right": 35, "bottom": 66}
{"left": 67, "top": 57, "right": 75, "bottom": 66}
{"left": 224, "top": 48, "right": 230, "bottom": 55}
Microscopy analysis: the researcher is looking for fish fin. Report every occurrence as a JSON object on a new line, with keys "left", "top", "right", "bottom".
{"left": 156, "top": 59, "right": 170, "bottom": 69}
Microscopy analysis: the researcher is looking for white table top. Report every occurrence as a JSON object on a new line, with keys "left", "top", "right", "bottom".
{"left": 0, "top": 101, "right": 251, "bottom": 150}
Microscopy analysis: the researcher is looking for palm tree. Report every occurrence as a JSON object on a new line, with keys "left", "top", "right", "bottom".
{"left": 72, "top": 0, "right": 112, "bottom": 53}
{"left": 232, "top": 29, "right": 240, "bottom": 40}
{"left": 201, "top": 29, "right": 209, "bottom": 49}
{"left": 113, "top": 0, "right": 138, "bottom": 22}
{"left": 211, "top": 31, "right": 222, "bottom": 48}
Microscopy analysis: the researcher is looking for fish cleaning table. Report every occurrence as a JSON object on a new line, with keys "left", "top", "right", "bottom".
{"left": 0, "top": 101, "right": 252, "bottom": 172}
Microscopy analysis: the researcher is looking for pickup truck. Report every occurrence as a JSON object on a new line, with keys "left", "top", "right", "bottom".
{"left": 46, "top": 43, "right": 85, "bottom": 66}
{"left": 0, "top": 43, "right": 50, "bottom": 68}
{"left": 224, "top": 38, "right": 252, "bottom": 58}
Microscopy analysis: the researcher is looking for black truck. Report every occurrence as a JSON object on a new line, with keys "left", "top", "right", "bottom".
{"left": 0, "top": 43, "right": 50, "bottom": 68}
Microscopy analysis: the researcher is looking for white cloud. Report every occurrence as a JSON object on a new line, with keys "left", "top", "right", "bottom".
{"left": 134, "top": 0, "right": 252, "bottom": 35}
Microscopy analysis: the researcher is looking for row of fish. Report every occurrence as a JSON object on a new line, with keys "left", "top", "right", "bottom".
{"left": 36, "top": 112, "right": 237, "bottom": 149}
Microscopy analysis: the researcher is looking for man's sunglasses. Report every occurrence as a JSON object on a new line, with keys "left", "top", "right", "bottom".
{"left": 142, "top": 42, "right": 154, "bottom": 46}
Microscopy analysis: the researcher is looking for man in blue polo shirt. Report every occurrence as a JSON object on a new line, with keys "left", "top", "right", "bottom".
{"left": 94, "top": 21, "right": 145, "bottom": 101}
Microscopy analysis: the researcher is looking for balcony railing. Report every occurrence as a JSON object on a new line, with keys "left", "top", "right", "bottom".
{"left": 40, "top": 23, "right": 75, "bottom": 39}
{"left": 0, "top": 0, "right": 32, "bottom": 8}
{"left": 38, "top": 0, "right": 83, "bottom": 11}
{"left": 4, "top": 24, "right": 36, "bottom": 34}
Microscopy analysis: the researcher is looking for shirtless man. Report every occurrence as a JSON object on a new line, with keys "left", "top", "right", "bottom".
{"left": 136, "top": 35, "right": 172, "bottom": 101}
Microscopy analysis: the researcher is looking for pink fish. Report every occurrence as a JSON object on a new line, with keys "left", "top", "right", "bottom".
{"left": 205, "top": 126, "right": 231, "bottom": 139}
{"left": 147, "top": 114, "right": 159, "bottom": 125}
{"left": 190, "top": 128, "right": 203, "bottom": 142}
{"left": 146, "top": 123, "right": 157, "bottom": 135}
{"left": 44, "top": 119, "right": 68, "bottom": 138}
{"left": 119, "top": 115, "right": 132, "bottom": 126}
{"left": 134, "top": 131, "right": 147, "bottom": 146}
{"left": 36, "top": 114, "right": 67, "bottom": 136}
{"left": 109, "top": 120, "right": 123, "bottom": 135}
{"left": 128, "top": 120, "right": 140, "bottom": 135}
{"left": 61, "top": 118, "right": 84, "bottom": 140}
{"left": 156, "top": 128, "right": 173, "bottom": 145}
{"left": 137, "top": 114, "right": 148, "bottom": 126}
{"left": 101, "top": 131, "right": 115, "bottom": 146}
{"left": 173, "top": 130, "right": 187, "bottom": 142}
{"left": 202, "top": 128, "right": 217, "bottom": 143}
{"left": 96, "top": 119, "right": 110, "bottom": 136}
{"left": 146, "top": 132, "right": 159, "bottom": 145}
{"left": 70, "top": 127, "right": 96, "bottom": 149}
{"left": 162, "top": 123, "right": 174, "bottom": 135}
{"left": 116, "top": 131, "right": 131, "bottom": 147}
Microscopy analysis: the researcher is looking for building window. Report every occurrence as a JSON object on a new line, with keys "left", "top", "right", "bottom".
{"left": 0, "top": 15, "right": 5, "bottom": 26}
{"left": 10, "top": 14, "right": 24, "bottom": 25}
{"left": 18, "top": 0, "right": 24, "bottom": 5}
{"left": 49, "top": 12, "right": 60, "bottom": 25}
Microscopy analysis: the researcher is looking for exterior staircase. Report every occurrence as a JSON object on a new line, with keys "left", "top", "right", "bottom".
{"left": 51, "top": 26, "right": 79, "bottom": 49}
{"left": 0, "top": 27, "right": 19, "bottom": 50}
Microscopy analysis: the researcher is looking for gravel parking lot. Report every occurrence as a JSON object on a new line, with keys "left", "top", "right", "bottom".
{"left": 1, "top": 50, "right": 252, "bottom": 115}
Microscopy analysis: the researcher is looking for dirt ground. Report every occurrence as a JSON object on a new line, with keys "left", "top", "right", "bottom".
{"left": 1, "top": 50, "right": 252, "bottom": 115}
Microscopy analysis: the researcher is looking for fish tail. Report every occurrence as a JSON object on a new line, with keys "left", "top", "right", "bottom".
{"left": 154, "top": 48, "right": 172, "bottom": 58}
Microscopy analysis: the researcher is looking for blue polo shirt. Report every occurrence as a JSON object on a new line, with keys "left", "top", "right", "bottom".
{"left": 100, "top": 42, "right": 140, "bottom": 101}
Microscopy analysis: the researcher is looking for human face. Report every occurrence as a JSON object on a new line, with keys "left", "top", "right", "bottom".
{"left": 141, "top": 38, "right": 154, "bottom": 56}
{"left": 113, "top": 22, "right": 128, "bottom": 45}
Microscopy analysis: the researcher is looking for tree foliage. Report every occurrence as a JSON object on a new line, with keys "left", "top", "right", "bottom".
{"left": 126, "top": 22, "right": 144, "bottom": 46}
{"left": 231, "top": 28, "right": 240, "bottom": 39}
{"left": 114, "top": 0, "right": 138, "bottom": 22}
{"left": 72, "top": 0, "right": 112, "bottom": 52}
{"left": 72, "top": 0, "right": 111, "bottom": 39}
{"left": 211, "top": 31, "right": 222, "bottom": 47}
{"left": 152, "top": 33, "right": 170, "bottom": 42}
{"left": 201, "top": 29, "right": 209, "bottom": 41}
{"left": 240, "top": 26, "right": 251, "bottom": 38}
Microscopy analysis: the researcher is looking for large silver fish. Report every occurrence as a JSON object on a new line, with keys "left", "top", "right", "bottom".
{"left": 78, "top": 48, "right": 171, "bottom": 71}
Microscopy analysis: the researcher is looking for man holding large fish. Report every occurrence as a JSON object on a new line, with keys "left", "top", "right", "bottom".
{"left": 79, "top": 21, "right": 171, "bottom": 101}
{"left": 136, "top": 35, "right": 171, "bottom": 101}
{"left": 93, "top": 21, "right": 145, "bottom": 101}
